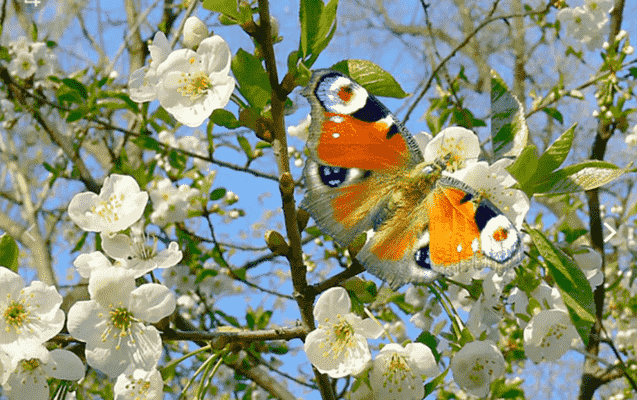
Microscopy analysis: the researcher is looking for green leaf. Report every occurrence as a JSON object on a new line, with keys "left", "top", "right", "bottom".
{"left": 210, "top": 188, "right": 227, "bottom": 201}
{"left": 152, "top": 107, "right": 174, "bottom": 125}
{"left": 313, "top": 0, "right": 338, "bottom": 59}
{"left": 506, "top": 145, "right": 538, "bottom": 187}
{"left": 0, "top": 234, "right": 19, "bottom": 272}
{"left": 531, "top": 160, "right": 627, "bottom": 194}
{"left": 98, "top": 101, "right": 127, "bottom": 110}
{"left": 331, "top": 59, "right": 408, "bottom": 98}
{"left": 237, "top": 135, "right": 253, "bottom": 159}
{"left": 543, "top": 107, "right": 564, "bottom": 124}
{"left": 528, "top": 229, "right": 595, "bottom": 346}
{"left": 0, "top": 46, "right": 10, "bottom": 62}
{"left": 202, "top": 0, "right": 241, "bottom": 21}
{"left": 212, "top": 246, "right": 229, "bottom": 268}
{"left": 231, "top": 49, "right": 272, "bottom": 109}
{"left": 452, "top": 108, "right": 486, "bottom": 129}
{"left": 62, "top": 78, "right": 88, "bottom": 100}
{"left": 416, "top": 331, "right": 441, "bottom": 363}
{"left": 491, "top": 70, "right": 528, "bottom": 160}
{"left": 300, "top": 0, "right": 321, "bottom": 57}
{"left": 299, "top": 0, "right": 338, "bottom": 66}
{"left": 72, "top": 231, "right": 88, "bottom": 253}
{"left": 212, "top": 109, "right": 241, "bottom": 129}
{"left": 58, "top": 92, "right": 83, "bottom": 105}
{"left": 66, "top": 110, "right": 84, "bottom": 123}
{"left": 215, "top": 310, "right": 241, "bottom": 327}
{"left": 108, "top": 92, "right": 140, "bottom": 113}
{"left": 132, "top": 136, "right": 161, "bottom": 152}
{"left": 536, "top": 125, "right": 575, "bottom": 173}
{"left": 424, "top": 368, "right": 448, "bottom": 397}
{"left": 167, "top": 150, "right": 186, "bottom": 170}
{"left": 31, "top": 22, "right": 38, "bottom": 42}
{"left": 305, "top": 226, "right": 323, "bottom": 237}
{"left": 255, "top": 141, "right": 272, "bottom": 149}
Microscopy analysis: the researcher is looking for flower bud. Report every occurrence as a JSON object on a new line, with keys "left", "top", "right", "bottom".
{"left": 183, "top": 17, "right": 208, "bottom": 49}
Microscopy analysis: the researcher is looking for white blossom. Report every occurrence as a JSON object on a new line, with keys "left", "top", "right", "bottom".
{"left": 129, "top": 32, "right": 172, "bottom": 102}
{"left": 114, "top": 368, "right": 164, "bottom": 400}
{"left": 0, "top": 267, "right": 65, "bottom": 348}
{"left": 101, "top": 228, "right": 182, "bottom": 277}
{"left": 147, "top": 178, "right": 202, "bottom": 226}
{"left": 523, "top": 309, "right": 579, "bottom": 363}
{"left": 155, "top": 35, "right": 235, "bottom": 127}
{"left": 369, "top": 343, "right": 439, "bottom": 400}
{"left": 67, "top": 267, "right": 175, "bottom": 377}
{"left": 68, "top": 174, "right": 148, "bottom": 233}
{"left": 423, "top": 126, "right": 480, "bottom": 170}
{"left": 1, "top": 345, "right": 84, "bottom": 400}
{"left": 183, "top": 16, "right": 208, "bottom": 49}
{"left": 8, "top": 51, "right": 36, "bottom": 79}
{"left": 451, "top": 340, "right": 505, "bottom": 397}
{"left": 304, "top": 287, "right": 383, "bottom": 378}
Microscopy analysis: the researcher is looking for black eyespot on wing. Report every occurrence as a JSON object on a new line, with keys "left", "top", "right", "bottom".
{"left": 414, "top": 246, "right": 432, "bottom": 270}
{"left": 318, "top": 166, "right": 348, "bottom": 188}
{"left": 460, "top": 192, "right": 473, "bottom": 204}
{"left": 475, "top": 200, "right": 500, "bottom": 231}
{"left": 386, "top": 123, "right": 399, "bottom": 139}
{"left": 351, "top": 94, "right": 389, "bottom": 122}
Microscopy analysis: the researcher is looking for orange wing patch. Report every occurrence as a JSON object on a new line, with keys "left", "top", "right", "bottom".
{"left": 316, "top": 112, "right": 410, "bottom": 171}
{"left": 427, "top": 187, "right": 481, "bottom": 267}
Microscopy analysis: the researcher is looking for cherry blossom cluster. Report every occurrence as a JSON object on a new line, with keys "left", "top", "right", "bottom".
{"left": 65, "top": 174, "right": 181, "bottom": 385}
{"left": 0, "top": 174, "right": 194, "bottom": 399}
{"left": 0, "top": 267, "right": 84, "bottom": 399}
{"left": 128, "top": 17, "right": 235, "bottom": 128}
{"left": 6, "top": 36, "right": 58, "bottom": 82}
{"left": 557, "top": 0, "right": 613, "bottom": 51}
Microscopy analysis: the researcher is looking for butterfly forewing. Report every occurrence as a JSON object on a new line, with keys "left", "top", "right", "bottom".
{"left": 302, "top": 70, "right": 423, "bottom": 171}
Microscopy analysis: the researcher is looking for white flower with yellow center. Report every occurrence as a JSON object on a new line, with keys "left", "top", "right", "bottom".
{"left": 68, "top": 174, "right": 148, "bottom": 233}
{"left": 523, "top": 309, "right": 579, "bottom": 363}
{"left": 369, "top": 343, "right": 439, "bottom": 400}
{"left": 9, "top": 51, "right": 36, "bottom": 79}
{"left": 304, "top": 287, "right": 383, "bottom": 378}
{"left": 450, "top": 340, "right": 505, "bottom": 397}
{"left": 114, "top": 368, "right": 164, "bottom": 400}
{"left": 156, "top": 35, "right": 235, "bottom": 127}
{"left": 423, "top": 126, "right": 480, "bottom": 171}
{"left": 1, "top": 345, "right": 84, "bottom": 400}
{"left": 67, "top": 267, "right": 175, "bottom": 378}
{"left": 0, "top": 267, "right": 65, "bottom": 348}
{"left": 101, "top": 228, "right": 182, "bottom": 278}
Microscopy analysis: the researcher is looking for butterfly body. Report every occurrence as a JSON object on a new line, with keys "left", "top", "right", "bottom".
{"left": 300, "top": 69, "right": 524, "bottom": 289}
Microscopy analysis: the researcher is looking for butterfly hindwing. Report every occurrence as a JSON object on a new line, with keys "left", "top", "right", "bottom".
{"left": 429, "top": 176, "right": 524, "bottom": 274}
{"left": 356, "top": 173, "right": 524, "bottom": 289}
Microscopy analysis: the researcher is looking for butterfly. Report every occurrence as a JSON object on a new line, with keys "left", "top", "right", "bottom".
{"left": 299, "top": 69, "right": 526, "bottom": 289}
